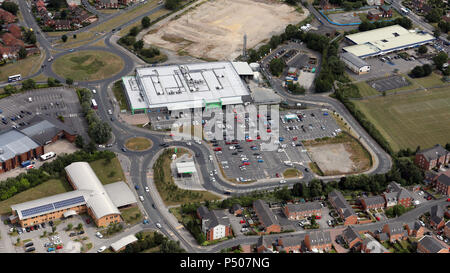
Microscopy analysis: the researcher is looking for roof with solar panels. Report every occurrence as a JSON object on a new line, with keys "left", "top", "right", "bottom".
{"left": 11, "top": 162, "right": 136, "bottom": 221}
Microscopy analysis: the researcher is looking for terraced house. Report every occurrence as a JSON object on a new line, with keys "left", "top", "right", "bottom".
{"left": 304, "top": 231, "right": 332, "bottom": 252}
{"left": 417, "top": 236, "right": 449, "bottom": 253}
{"left": 435, "top": 173, "right": 450, "bottom": 196}
{"left": 328, "top": 190, "right": 357, "bottom": 225}
{"left": 383, "top": 182, "right": 413, "bottom": 208}
{"left": 359, "top": 195, "right": 385, "bottom": 210}
{"left": 342, "top": 226, "right": 362, "bottom": 249}
{"left": 253, "top": 200, "right": 281, "bottom": 234}
{"left": 415, "top": 144, "right": 449, "bottom": 171}
{"left": 282, "top": 202, "right": 322, "bottom": 220}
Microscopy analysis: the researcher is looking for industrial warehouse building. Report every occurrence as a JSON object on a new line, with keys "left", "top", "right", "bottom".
{"left": 0, "top": 116, "right": 77, "bottom": 174}
{"left": 122, "top": 62, "right": 253, "bottom": 114}
{"left": 343, "top": 25, "right": 435, "bottom": 58}
{"left": 10, "top": 162, "right": 137, "bottom": 227}
{"left": 340, "top": 52, "right": 371, "bottom": 74}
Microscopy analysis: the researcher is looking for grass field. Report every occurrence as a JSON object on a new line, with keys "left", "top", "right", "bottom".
{"left": 283, "top": 168, "right": 302, "bottom": 178}
{"left": 353, "top": 87, "right": 450, "bottom": 151}
{"left": 120, "top": 206, "right": 143, "bottom": 226}
{"left": 125, "top": 137, "right": 152, "bottom": 151}
{"left": 112, "top": 80, "right": 130, "bottom": 111}
{"left": 0, "top": 54, "right": 44, "bottom": 82}
{"left": 90, "top": 157, "right": 126, "bottom": 185}
{"left": 52, "top": 50, "right": 124, "bottom": 81}
{"left": 0, "top": 179, "right": 71, "bottom": 215}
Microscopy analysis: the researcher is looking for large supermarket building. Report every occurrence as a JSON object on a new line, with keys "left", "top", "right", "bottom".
{"left": 343, "top": 25, "right": 435, "bottom": 58}
{"left": 122, "top": 61, "right": 253, "bottom": 114}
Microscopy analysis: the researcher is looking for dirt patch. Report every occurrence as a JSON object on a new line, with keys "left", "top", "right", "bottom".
{"left": 304, "top": 133, "right": 372, "bottom": 175}
{"left": 144, "top": 0, "right": 308, "bottom": 60}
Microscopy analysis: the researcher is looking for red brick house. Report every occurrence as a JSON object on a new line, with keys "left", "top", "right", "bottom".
{"left": 201, "top": 209, "right": 233, "bottom": 241}
{"left": 0, "top": 8, "right": 17, "bottom": 24}
{"left": 276, "top": 236, "right": 303, "bottom": 253}
{"left": 1, "top": 33, "right": 25, "bottom": 48}
{"left": 256, "top": 236, "right": 274, "bottom": 253}
{"left": 415, "top": 144, "right": 449, "bottom": 170}
{"left": 381, "top": 223, "right": 406, "bottom": 242}
{"left": 383, "top": 182, "right": 412, "bottom": 208}
{"left": 342, "top": 226, "right": 362, "bottom": 249}
{"left": 417, "top": 235, "right": 449, "bottom": 253}
{"left": 405, "top": 221, "right": 425, "bottom": 238}
{"left": 283, "top": 202, "right": 322, "bottom": 220}
{"left": 360, "top": 195, "right": 385, "bottom": 210}
{"left": 304, "top": 231, "right": 332, "bottom": 252}
{"left": 230, "top": 203, "right": 243, "bottom": 216}
{"left": 367, "top": 10, "right": 382, "bottom": 20}
{"left": 380, "top": 5, "right": 393, "bottom": 18}
{"left": 253, "top": 200, "right": 281, "bottom": 234}
{"left": 96, "top": 0, "right": 119, "bottom": 8}
{"left": 429, "top": 205, "right": 444, "bottom": 230}
{"left": 328, "top": 190, "right": 357, "bottom": 225}
{"left": 435, "top": 173, "right": 450, "bottom": 196}
{"left": 54, "top": 20, "right": 72, "bottom": 30}
{"left": 7, "top": 24, "right": 22, "bottom": 40}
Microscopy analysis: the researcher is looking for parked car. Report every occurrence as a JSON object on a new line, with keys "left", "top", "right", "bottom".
{"left": 95, "top": 232, "right": 103, "bottom": 239}
{"left": 156, "top": 222, "right": 162, "bottom": 229}
{"left": 47, "top": 247, "right": 55, "bottom": 252}
{"left": 77, "top": 230, "right": 85, "bottom": 235}
{"left": 69, "top": 232, "right": 76, "bottom": 237}
{"left": 25, "top": 247, "right": 35, "bottom": 252}
{"left": 97, "top": 246, "right": 107, "bottom": 253}
{"left": 24, "top": 242, "right": 34, "bottom": 248}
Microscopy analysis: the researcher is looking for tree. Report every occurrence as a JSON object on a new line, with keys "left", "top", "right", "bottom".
{"left": 1, "top": 2, "right": 19, "bottom": 15}
{"left": 21, "top": 79, "right": 37, "bottom": 90}
{"left": 433, "top": 28, "right": 441, "bottom": 38}
{"left": 24, "top": 30, "right": 37, "bottom": 44}
{"left": 141, "top": 16, "right": 151, "bottom": 28}
{"left": 129, "top": 26, "right": 140, "bottom": 36}
{"left": 432, "top": 51, "right": 448, "bottom": 70}
{"left": 66, "top": 223, "right": 73, "bottom": 231}
{"left": 75, "top": 135, "right": 84, "bottom": 148}
{"left": 73, "top": 34, "right": 77, "bottom": 39}
{"left": 269, "top": 58, "right": 285, "bottom": 76}
{"left": 47, "top": 77, "right": 57, "bottom": 87}
{"left": 18, "top": 47, "right": 27, "bottom": 59}
{"left": 120, "top": 35, "right": 136, "bottom": 46}
{"left": 310, "top": 215, "right": 317, "bottom": 226}
{"left": 4, "top": 84, "right": 18, "bottom": 95}
{"left": 61, "top": 9, "right": 68, "bottom": 19}
{"left": 411, "top": 65, "right": 424, "bottom": 77}
{"left": 422, "top": 64, "right": 432, "bottom": 76}
{"left": 425, "top": 8, "right": 443, "bottom": 23}
{"left": 165, "top": 0, "right": 181, "bottom": 10}
{"left": 61, "top": 34, "right": 68, "bottom": 43}
{"left": 418, "top": 45, "right": 428, "bottom": 54}
{"left": 66, "top": 78, "right": 74, "bottom": 85}
{"left": 133, "top": 40, "right": 144, "bottom": 51}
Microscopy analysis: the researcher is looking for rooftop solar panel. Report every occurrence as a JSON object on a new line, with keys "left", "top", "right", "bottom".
{"left": 53, "top": 196, "right": 86, "bottom": 209}
{"left": 21, "top": 203, "right": 55, "bottom": 217}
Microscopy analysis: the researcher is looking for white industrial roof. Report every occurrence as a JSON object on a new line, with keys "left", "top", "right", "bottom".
{"left": 232, "top": 62, "right": 254, "bottom": 76}
{"left": 344, "top": 25, "right": 435, "bottom": 58}
{"left": 0, "top": 130, "right": 40, "bottom": 162}
{"left": 176, "top": 161, "right": 196, "bottom": 174}
{"left": 124, "top": 62, "right": 250, "bottom": 111}
{"left": 110, "top": 234, "right": 138, "bottom": 252}
{"left": 65, "top": 162, "right": 120, "bottom": 219}
{"left": 104, "top": 182, "right": 137, "bottom": 208}
{"left": 122, "top": 76, "right": 149, "bottom": 110}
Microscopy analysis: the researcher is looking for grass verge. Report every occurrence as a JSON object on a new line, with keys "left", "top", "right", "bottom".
{"left": 90, "top": 157, "right": 126, "bottom": 185}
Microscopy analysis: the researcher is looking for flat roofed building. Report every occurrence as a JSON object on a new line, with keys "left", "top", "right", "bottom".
{"left": 122, "top": 62, "right": 252, "bottom": 114}
{"left": 343, "top": 25, "right": 435, "bottom": 58}
{"left": 104, "top": 181, "right": 137, "bottom": 209}
{"left": 110, "top": 234, "right": 138, "bottom": 252}
{"left": 340, "top": 52, "right": 371, "bottom": 74}
{"left": 176, "top": 161, "right": 196, "bottom": 175}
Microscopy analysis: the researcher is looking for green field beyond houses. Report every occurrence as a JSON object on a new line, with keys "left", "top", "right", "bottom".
{"left": 353, "top": 87, "right": 450, "bottom": 151}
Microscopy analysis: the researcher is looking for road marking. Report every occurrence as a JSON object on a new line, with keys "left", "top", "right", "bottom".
{"left": 176, "top": 225, "right": 183, "bottom": 230}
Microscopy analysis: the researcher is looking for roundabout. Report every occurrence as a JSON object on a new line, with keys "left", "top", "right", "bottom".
{"left": 124, "top": 137, "right": 153, "bottom": 151}
{"left": 51, "top": 49, "right": 125, "bottom": 82}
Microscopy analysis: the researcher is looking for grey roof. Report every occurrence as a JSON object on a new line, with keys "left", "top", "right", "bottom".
{"left": 19, "top": 116, "right": 76, "bottom": 145}
{"left": 340, "top": 52, "right": 369, "bottom": 68}
{"left": 232, "top": 203, "right": 242, "bottom": 211}
{"left": 197, "top": 205, "right": 210, "bottom": 219}
{"left": 430, "top": 205, "right": 444, "bottom": 224}
{"left": 278, "top": 235, "right": 303, "bottom": 247}
{"left": 343, "top": 226, "right": 360, "bottom": 242}
{"left": 203, "top": 210, "right": 230, "bottom": 230}
{"left": 384, "top": 182, "right": 412, "bottom": 201}
{"left": 257, "top": 236, "right": 274, "bottom": 248}
{"left": 0, "top": 129, "right": 40, "bottom": 162}
{"left": 362, "top": 234, "right": 389, "bottom": 253}
{"left": 103, "top": 182, "right": 137, "bottom": 208}
{"left": 360, "top": 195, "right": 385, "bottom": 206}
{"left": 285, "top": 202, "right": 321, "bottom": 213}
{"left": 308, "top": 231, "right": 331, "bottom": 246}
{"left": 378, "top": 233, "right": 389, "bottom": 241}
{"left": 437, "top": 173, "right": 450, "bottom": 186}
{"left": 386, "top": 222, "right": 404, "bottom": 235}
{"left": 328, "top": 190, "right": 356, "bottom": 219}
{"left": 253, "top": 199, "right": 279, "bottom": 228}
{"left": 418, "top": 235, "right": 446, "bottom": 253}
{"left": 417, "top": 144, "right": 449, "bottom": 161}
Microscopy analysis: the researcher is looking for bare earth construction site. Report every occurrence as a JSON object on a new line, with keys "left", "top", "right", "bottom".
{"left": 144, "top": 0, "right": 308, "bottom": 60}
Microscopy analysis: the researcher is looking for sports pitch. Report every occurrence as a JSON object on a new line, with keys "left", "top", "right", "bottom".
{"left": 353, "top": 87, "right": 450, "bottom": 151}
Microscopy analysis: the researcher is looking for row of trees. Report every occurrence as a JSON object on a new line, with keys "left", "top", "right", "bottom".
{"left": 358, "top": 17, "right": 413, "bottom": 32}
{"left": 0, "top": 150, "right": 114, "bottom": 201}
{"left": 77, "top": 88, "right": 112, "bottom": 144}
{"left": 123, "top": 231, "right": 185, "bottom": 253}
